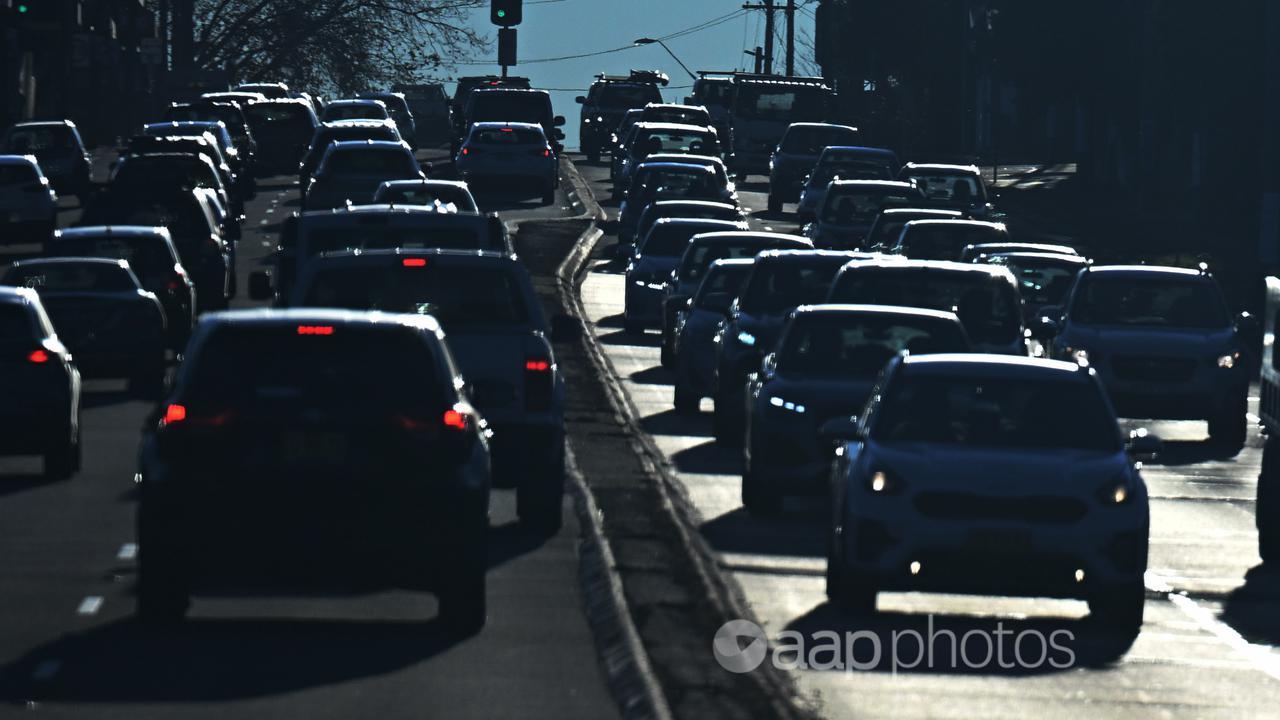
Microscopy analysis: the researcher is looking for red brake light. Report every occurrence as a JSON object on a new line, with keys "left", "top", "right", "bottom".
{"left": 500, "top": 128, "right": 514, "bottom": 133}
{"left": 543, "top": 149, "right": 551, "bottom": 157}
{"left": 402, "top": 258, "right": 427, "bottom": 267}
{"left": 525, "top": 358, "right": 551, "bottom": 372}
{"left": 461, "top": 147, "right": 470, "bottom": 156}
{"left": 27, "top": 349, "right": 50, "bottom": 364}
{"left": 524, "top": 357, "right": 554, "bottom": 412}
{"left": 162, "top": 404, "right": 187, "bottom": 425}
{"left": 443, "top": 407, "right": 468, "bottom": 430}
{"left": 297, "top": 325, "right": 334, "bottom": 336}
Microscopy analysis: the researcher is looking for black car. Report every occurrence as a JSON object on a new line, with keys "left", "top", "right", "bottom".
{"left": 0, "top": 120, "right": 93, "bottom": 202}
{"left": 243, "top": 99, "right": 320, "bottom": 175}
{"left": 298, "top": 120, "right": 402, "bottom": 189}
{"left": 576, "top": 70, "right": 668, "bottom": 162}
{"left": 2, "top": 258, "right": 167, "bottom": 393}
{"left": 135, "top": 309, "right": 493, "bottom": 631}
{"left": 0, "top": 286, "right": 81, "bottom": 480}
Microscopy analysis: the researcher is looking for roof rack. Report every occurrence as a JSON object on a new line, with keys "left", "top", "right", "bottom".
{"left": 731, "top": 73, "right": 832, "bottom": 89}
{"left": 594, "top": 70, "right": 670, "bottom": 87}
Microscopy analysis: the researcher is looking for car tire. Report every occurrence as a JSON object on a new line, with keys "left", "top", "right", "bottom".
{"left": 742, "top": 470, "right": 783, "bottom": 517}
{"left": 674, "top": 384, "right": 700, "bottom": 414}
{"left": 767, "top": 194, "right": 782, "bottom": 214}
{"left": 136, "top": 523, "right": 190, "bottom": 627}
{"left": 623, "top": 317, "right": 644, "bottom": 335}
{"left": 1088, "top": 583, "right": 1145, "bottom": 634}
{"left": 1259, "top": 436, "right": 1280, "bottom": 563}
{"left": 1208, "top": 395, "right": 1248, "bottom": 452}
{"left": 517, "top": 454, "right": 565, "bottom": 534}
{"left": 43, "top": 431, "right": 78, "bottom": 481}
{"left": 826, "top": 554, "right": 876, "bottom": 616}
{"left": 438, "top": 567, "right": 486, "bottom": 636}
{"left": 542, "top": 183, "right": 556, "bottom": 206}
{"left": 713, "top": 393, "right": 744, "bottom": 448}
{"left": 659, "top": 335, "right": 675, "bottom": 369}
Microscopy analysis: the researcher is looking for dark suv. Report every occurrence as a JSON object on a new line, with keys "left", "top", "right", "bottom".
{"left": 135, "top": 309, "right": 493, "bottom": 632}
{"left": 576, "top": 70, "right": 668, "bottom": 162}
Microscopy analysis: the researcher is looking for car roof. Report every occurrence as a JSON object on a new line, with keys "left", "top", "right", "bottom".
{"left": 648, "top": 200, "right": 738, "bottom": 211}
{"left": 0, "top": 285, "right": 41, "bottom": 305}
{"left": 469, "top": 88, "right": 548, "bottom": 97}
{"left": 880, "top": 208, "right": 966, "bottom": 218}
{"left": 0, "top": 155, "right": 39, "bottom": 167}
{"left": 380, "top": 179, "right": 469, "bottom": 190}
{"left": 902, "top": 163, "right": 983, "bottom": 175}
{"left": 55, "top": 225, "right": 171, "bottom": 241}
{"left": 202, "top": 308, "right": 443, "bottom": 335}
{"left": 10, "top": 256, "right": 130, "bottom": 270}
{"left": 821, "top": 145, "right": 897, "bottom": 158}
{"left": 645, "top": 153, "right": 724, "bottom": 166}
{"left": 709, "top": 258, "right": 756, "bottom": 270}
{"left": 10, "top": 120, "right": 75, "bottom": 130}
{"left": 633, "top": 122, "right": 715, "bottom": 133}
{"left": 840, "top": 258, "right": 1014, "bottom": 278}
{"left": 903, "top": 219, "right": 1007, "bottom": 231}
{"left": 900, "top": 353, "right": 1087, "bottom": 379}
{"left": 967, "top": 242, "right": 1077, "bottom": 255}
{"left": 145, "top": 121, "right": 224, "bottom": 132}
{"left": 321, "top": 119, "right": 398, "bottom": 130}
{"left": 300, "top": 204, "right": 482, "bottom": 221}
{"left": 327, "top": 99, "right": 385, "bottom": 107}
{"left": 829, "top": 179, "right": 917, "bottom": 191}
{"left": 1081, "top": 265, "right": 1209, "bottom": 280}
{"left": 652, "top": 218, "right": 746, "bottom": 230}
{"left": 645, "top": 103, "right": 705, "bottom": 111}
{"left": 983, "top": 251, "right": 1088, "bottom": 265}
{"left": 791, "top": 303, "right": 963, "bottom": 323}
{"left": 326, "top": 140, "right": 412, "bottom": 152}
{"left": 308, "top": 248, "right": 516, "bottom": 267}
{"left": 635, "top": 161, "right": 715, "bottom": 174}
{"left": 788, "top": 122, "right": 857, "bottom": 132}
{"left": 756, "top": 249, "right": 874, "bottom": 264}
{"left": 689, "top": 231, "right": 811, "bottom": 246}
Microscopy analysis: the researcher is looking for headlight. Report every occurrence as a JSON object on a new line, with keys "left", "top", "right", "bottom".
{"left": 737, "top": 330, "right": 757, "bottom": 347}
{"left": 1217, "top": 352, "right": 1240, "bottom": 369}
{"left": 584, "top": 117, "right": 592, "bottom": 124}
{"left": 867, "top": 468, "right": 903, "bottom": 494}
{"left": 768, "top": 396, "right": 806, "bottom": 414}
{"left": 596, "top": 115, "right": 604, "bottom": 123}
{"left": 1097, "top": 476, "right": 1133, "bottom": 505}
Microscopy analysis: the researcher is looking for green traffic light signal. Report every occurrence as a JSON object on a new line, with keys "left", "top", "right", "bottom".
{"left": 497, "top": 9, "right": 506, "bottom": 17}
{"left": 18, "top": 4, "right": 29, "bottom": 12}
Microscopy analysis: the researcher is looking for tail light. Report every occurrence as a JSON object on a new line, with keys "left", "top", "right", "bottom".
{"left": 443, "top": 406, "right": 470, "bottom": 430}
{"left": 402, "top": 257, "right": 427, "bottom": 268}
{"left": 460, "top": 147, "right": 472, "bottom": 156}
{"left": 524, "top": 356, "right": 554, "bottom": 412}
{"left": 27, "top": 349, "right": 50, "bottom": 364}
{"left": 158, "top": 403, "right": 234, "bottom": 430}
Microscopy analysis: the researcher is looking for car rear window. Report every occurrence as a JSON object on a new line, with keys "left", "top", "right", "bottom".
{"left": 635, "top": 170, "right": 718, "bottom": 201}
{"left": 1071, "top": 277, "right": 1229, "bottom": 329}
{"left": 0, "top": 303, "right": 35, "bottom": 338}
{"left": 93, "top": 200, "right": 213, "bottom": 255}
{"left": 3, "top": 128, "right": 75, "bottom": 153}
{"left": 905, "top": 172, "right": 985, "bottom": 204}
{"left": 900, "top": 224, "right": 1004, "bottom": 261}
{"left": 300, "top": 264, "right": 528, "bottom": 330}
{"left": 781, "top": 127, "right": 860, "bottom": 154}
{"left": 246, "top": 104, "right": 313, "bottom": 127}
{"left": 117, "top": 158, "right": 219, "bottom": 191}
{"left": 377, "top": 186, "right": 475, "bottom": 212}
{"left": 988, "top": 257, "right": 1081, "bottom": 307}
{"left": 0, "top": 164, "right": 38, "bottom": 185}
{"left": 641, "top": 225, "right": 714, "bottom": 258}
{"left": 469, "top": 94, "right": 549, "bottom": 124}
{"left": 872, "top": 375, "right": 1120, "bottom": 452}
{"left": 53, "top": 237, "right": 171, "bottom": 278}
{"left": 305, "top": 225, "right": 485, "bottom": 256}
{"left": 821, "top": 188, "right": 920, "bottom": 224}
{"left": 695, "top": 265, "right": 753, "bottom": 308}
{"left": 325, "top": 105, "right": 387, "bottom": 122}
{"left": 3, "top": 263, "right": 136, "bottom": 293}
{"left": 812, "top": 160, "right": 894, "bottom": 184}
{"left": 681, "top": 242, "right": 774, "bottom": 283}
{"left": 778, "top": 315, "right": 968, "bottom": 377}
{"left": 739, "top": 259, "right": 849, "bottom": 314}
{"left": 324, "top": 149, "right": 415, "bottom": 177}
{"left": 829, "top": 269, "right": 1022, "bottom": 344}
{"left": 472, "top": 128, "right": 545, "bottom": 145}
{"left": 644, "top": 109, "right": 710, "bottom": 126}
{"left": 634, "top": 130, "right": 718, "bottom": 157}
{"left": 595, "top": 85, "right": 662, "bottom": 109}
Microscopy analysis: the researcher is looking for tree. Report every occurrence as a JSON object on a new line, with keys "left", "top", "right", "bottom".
{"left": 160, "top": 0, "right": 488, "bottom": 93}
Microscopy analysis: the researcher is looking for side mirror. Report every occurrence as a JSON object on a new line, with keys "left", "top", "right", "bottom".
{"left": 1126, "top": 428, "right": 1163, "bottom": 459}
{"left": 575, "top": 96, "right": 586, "bottom": 104}
{"left": 553, "top": 115, "right": 566, "bottom": 127}
{"left": 248, "top": 270, "right": 274, "bottom": 301}
{"left": 819, "top": 416, "right": 862, "bottom": 443}
{"left": 761, "top": 352, "right": 777, "bottom": 381}
{"left": 550, "top": 314, "right": 582, "bottom": 343}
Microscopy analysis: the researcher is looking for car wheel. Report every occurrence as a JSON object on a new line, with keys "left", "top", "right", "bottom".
{"left": 517, "top": 454, "right": 565, "bottom": 534}
{"left": 1208, "top": 395, "right": 1248, "bottom": 452}
{"left": 43, "top": 431, "right": 78, "bottom": 481}
{"left": 623, "top": 317, "right": 644, "bottom": 335}
{"left": 1260, "top": 437, "right": 1280, "bottom": 563}
{"left": 674, "top": 384, "right": 700, "bottom": 414}
{"left": 826, "top": 554, "right": 877, "bottom": 616}
{"left": 767, "top": 194, "right": 782, "bottom": 214}
{"left": 659, "top": 336, "right": 675, "bottom": 369}
{"left": 742, "top": 470, "right": 783, "bottom": 517}
{"left": 438, "top": 567, "right": 486, "bottom": 635}
{"left": 136, "top": 527, "right": 190, "bottom": 627}
{"left": 542, "top": 183, "right": 556, "bottom": 206}
{"left": 1088, "top": 583, "right": 1145, "bottom": 634}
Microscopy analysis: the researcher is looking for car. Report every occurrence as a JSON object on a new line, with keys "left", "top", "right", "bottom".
{"left": 577, "top": 70, "right": 668, "bottom": 162}
{"left": 890, "top": 219, "right": 1011, "bottom": 261}
{"left": 460, "top": 89, "right": 564, "bottom": 155}
{"left": 243, "top": 98, "right": 320, "bottom": 175}
{"left": 120, "top": 135, "right": 242, "bottom": 230}
{"left": 617, "top": 163, "right": 736, "bottom": 245}
{"left": 235, "top": 82, "right": 292, "bottom": 99}
{"left": 768, "top": 123, "right": 862, "bottom": 213}
{"left": 110, "top": 151, "right": 239, "bottom": 236}
{"left": 824, "top": 354, "right": 1152, "bottom": 633}
{"left": 288, "top": 249, "right": 570, "bottom": 529}
{"left": 624, "top": 200, "right": 747, "bottom": 260}
{"left": 202, "top": 91, "right": 268, "bottom": 108}
{"left": 713, "top": 250, "right": 875, "bottom": 444}
{"left": 451, "top": 75, "right": 533, "bottom": 138}
{"left": 392, "top": 82, "right": 452, "bottom": 146}
{"left": 303, "top": 140, "right": 424, "bottom": 211}
{"left": 1042, "top": 265, "right": 1251, "bottom": 450}
{"left": 673, "top": 259, "right": 756, "bottom": 413}
{"left": 898, "top": 163, "right": 994, "bottom": 219}
{"left": 795, "top": 146, "right": 900, "bottom": 222}
{"left": 640, "top": 153, "right": 738, "bottom": 204}
{"left": 959, "top": 241, "right": 1079, "bottom": 263}
{"left": 608, "top": 109, "right": 645, "bottom": 162}
{"left": 1, "top": 258, "right": 166, "bottom": 393}
{"left": 257, "top": 205, "right": 513, "bottom": 301}
{"left": 47, "top": 226, "right": 197, "bottom": 348}
{"left": 357, "top": 91, "right": 420, "bottom": 149}
{"left": 298, "top": 120, "right": 403, "bottom": 189}
{"left": 134, "top": 309, "right": 492, "bottom": 631}
{"left": 977, "top": 252, "right": 1089, "bottom": 325}
{"left": 0, "top": 120, "right": 92, "bottom": 202}
{"left": 624, "top": 218, "right": 750, "bottom": 333}
{"left": 374, "top": 179, "right": 479, "bottom": 213}
{"left": 638, "top": 103, "right": 713, "bottom": 128}
{"left": 615, "top": 123, "right": 722, "bottom": 195}
{"left": 806, "top": 180, "right": 925, "bottom": 250}
{"left": 166, "top": 102, "right": 258, "bottom": 191}
{"left": 455, "top": 123, "right": 558, "bottom": 203}
{"left": 659, "top": 231, "right": 813, "bottom": 367}
{"left": 81, "top": 187, "right": 232, "bottom": 312}
{"left": 321, "top": 98, "right": 391, "bottom": 124}
{"left": 142, "top": 121, "right": 249, "bottom": 201}
{"left": 742, "top": 305, "right": 970, "bottom": 515}
{"left": 0, "top": 155, "right": 58, "bottom": 244}
{"left": 863, "top": 208, "right": 966, "bottom": 252}
{"left": 827, "top": 259, "right": 1029, "bottom": 355}
{"left": 0, "top": 286, "right": 81, "bottom": 479}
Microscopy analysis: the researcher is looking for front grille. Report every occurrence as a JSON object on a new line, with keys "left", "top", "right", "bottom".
{"left": 1110, "top": 354, "right": 1197, "bottom": 382}
{"left": 914, "top": 491, "right": 1088, "bottom": 524}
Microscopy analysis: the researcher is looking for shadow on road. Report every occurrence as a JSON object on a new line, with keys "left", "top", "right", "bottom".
{"left": 0, "top": 474, "right": 56, "bottom": 498}
{"left": 596, "top": 329, "right": 660, "bottom": 348}
{"left": 701, "top": 506, "right": 826, "bottom": 558}
{"left": 1143, "top": 438, "right": 1249, "bottom": 467}
{"left": 1221, "top": 563, "right": 1280, "bottom": 646}
{"left": 669, "top": 439, "right": 729, "bottom": 471}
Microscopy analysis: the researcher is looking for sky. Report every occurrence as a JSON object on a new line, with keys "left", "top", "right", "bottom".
{"left": 447, "top": 0, "right": 819, "bottom": 146}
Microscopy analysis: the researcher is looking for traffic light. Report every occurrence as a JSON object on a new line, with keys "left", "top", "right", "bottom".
{"left": 491, "top": 0, "right": 522, "bottom": 27}
{"left": 17, "top": 3, "right": 29, "bottom": 12}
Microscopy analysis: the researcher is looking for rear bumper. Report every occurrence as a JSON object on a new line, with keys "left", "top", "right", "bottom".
{"left": 486, "top": 418, "right": 564, "bottom": 483}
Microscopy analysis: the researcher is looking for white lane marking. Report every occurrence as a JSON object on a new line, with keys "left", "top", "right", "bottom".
{"left": 76, "top": 596, "right": 103, "bottom": 616}
{"left": 1148, "top": 572, "right": 1280, "bottom": 682}
{"left": 117, "top": 543, "right": 137, "bottom": 562}
{"left": 31, "top": 660, "right": 60, "bottom": 682}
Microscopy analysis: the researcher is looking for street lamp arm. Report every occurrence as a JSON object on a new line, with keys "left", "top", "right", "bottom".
{"left": 633, "top": 38, "right": 698, "bottom": 81}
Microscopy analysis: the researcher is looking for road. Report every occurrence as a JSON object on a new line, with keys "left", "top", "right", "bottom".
{"left": 571, "top": 155, "right": 1280, "bottom": 719}
{"left": 0, "top": 152, "right": 621, "bottom": 719}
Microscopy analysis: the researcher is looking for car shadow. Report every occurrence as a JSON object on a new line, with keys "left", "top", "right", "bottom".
{"left": 1144, "top": 439, "right": 1245, "bottom": 466}
{"left": 629, "top": 366, "right": 673, "bottom": 386}
{"left": 0, "top": 615, "right": 465, "bottom": 705}
{"left": 780, "top": 603, "right": 1137, "bottom": 675}
{"left": 700, "top": 506, "right": 825, "bottom": 558}
{"left": 0, "top": 473, "right": 55, "bottom": 498}
{"left": 639, "top": 409, "right": 707, "bottom": 437}
{"left": 595, "top": 329, "right": 660, "bottom": 348}
{"left": 1220, "top": 563, "right": 1280, "bottom": 646}
{"left": 669, "top": 439, "right": 729, "bottom": 471}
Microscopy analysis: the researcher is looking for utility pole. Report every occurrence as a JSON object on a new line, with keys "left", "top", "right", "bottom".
{"left": 171, "top": 0, "right": 194, "bottom": 70}
{"left": 743, "top": 1, "right": 777, "bottom": 74}
{"left": 785, "top": 0, "right": 796, "bottom": 76}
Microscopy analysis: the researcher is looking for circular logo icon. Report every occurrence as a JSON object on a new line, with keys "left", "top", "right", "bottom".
{"left": 713, "top": 619, "right": 768, "bottom": 673}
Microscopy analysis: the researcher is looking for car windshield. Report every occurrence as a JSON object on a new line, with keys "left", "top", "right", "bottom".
{"left": 641, "top": 225, "right": 710, "bottom": 257}
{"left": 305, "top": 226, "right": 484, "bottom": 256}
{"left": 782, "top": 127, "right": 859, "bottom": 154}
{"left": 1071, "top": 276, "right": 1229, "bottom": 328}
{"left": 871, "top": 375, "right": 1121, "bottom": 452}
{"left": 596, "top": 85, "right": 661, "bottom": 109}
{"left": 740, "top": 260, "right": 848, "bottom": 314}
{"left": 0, "top": 165, "right": 38, "bottom": 185}
{"left": 634, "top": 131, "right": 718, "bottom": 158}
{"left": 778, "top": 316, "right": 968, "bottom": 377}
{"left": 323, "top": 150, "right": 415, "bottom": 177}
{"left": 300, "top": 265, "right": 528, "bottom": 330}
{"left": 4, "top": 264, "right": 135, "bottom": 293}
{"left": 905, "top": 172, "right": 986, "bottom": 204}
{"left": 184, "top": 326, "right": 443, "bottom": 414}
{"left": 117, "top": 159, "right": 219, "bottom": 191}
{"left": 470, "top": 94, "right": 548, "bottom": 124}
{"left": 472, "top": 128, "right": 545, "bottom": 145}
{"left": 635, "top": 170, "right": 718, "bottom": 202}
{"left": 680, "top": 242, "right": 774, "bottom": 283}
{"left": 645, "top": 109, "right": 709, "bottom": 126}
{"left": 3, "top": 128, "right": 76, "bottom": 154}
{"left": 325, "top": 105, "right": 387, "bottom": 122}
{"left": 901, "top": 225, "right": 1004, "bottom": 261}
{"left": 695, "top": 265, "right": 752, "bottom": 308}
{"left": 989, "top": 257, "right": 1081, "bottom": 306}
{"left": 821, "top": 188, "right": 920, "bottom": 224}
{"left": 378, "top": 186, "right": 476, "bottom": 212}
{"left": 735, "top": 85, "right": 828, "bottom": 121}
{"left": 53, "top": 237, "right": 171, "bottom": 279}
{"left": 811, "top": 160, "right": 894, "bottom": 185}
{"left": 829, "top": 269, "right": 1023, "bottom": 344}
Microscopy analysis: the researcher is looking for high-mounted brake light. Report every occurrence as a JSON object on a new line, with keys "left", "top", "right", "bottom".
{"left": 443, "top": 408, "right": 468, "bottom": 430}
{"left": 297, "top": 325, "right": 334, "bottom": 336}
{"left": 525, "top": 359, "right": 551, "bottom": 372}
{"left": 501, "top": 128, "right": 515, "bottom": 133}
{"left": 402, "top": 258, "right": 427, "bottom": 267}
{"left": 162, "top": 403, "right": 187, "bottom": 425}
{"left": 27, "top": 349, "right": 49, "bottom": 364}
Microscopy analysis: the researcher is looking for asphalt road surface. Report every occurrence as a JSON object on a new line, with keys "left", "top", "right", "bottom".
{"left": 0, "top": 151, "right": 621, "bottom": 719}
{"left": 571, "top": 154, "right": 1280, "bottom": 720}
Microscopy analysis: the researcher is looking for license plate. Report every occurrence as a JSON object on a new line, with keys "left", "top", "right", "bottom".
{"left": 280, "top": 432, "right": 349, "bottom": 464}
{"left": 966, "top": 528, "right": 1031, "bottom": 551}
